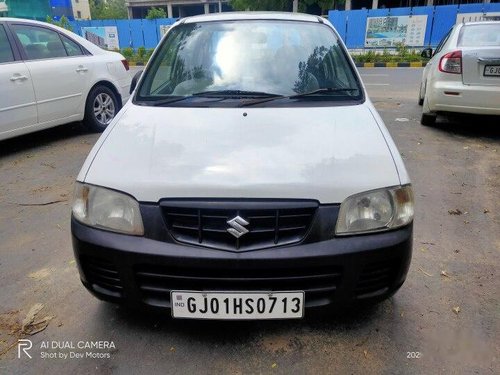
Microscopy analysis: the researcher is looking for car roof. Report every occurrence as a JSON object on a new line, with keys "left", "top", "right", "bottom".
{"left": 182, "top": 11, "right": 322, "bottom": 24}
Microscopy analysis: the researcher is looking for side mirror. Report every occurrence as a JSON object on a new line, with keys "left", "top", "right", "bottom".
{"left": 421, "top": 48, "right": 433, "bottom": 59}
{"left": 130, "top": 70, "right": 143, "bottom": 94}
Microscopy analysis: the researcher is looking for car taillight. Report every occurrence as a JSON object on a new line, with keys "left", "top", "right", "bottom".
{"left": 439, "top": 50, "right": 462, "bottom": 74}
{"left": 121, "top": 59, "right": 129, "bottom": 71}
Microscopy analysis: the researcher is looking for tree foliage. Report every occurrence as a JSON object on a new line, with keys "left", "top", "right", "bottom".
{"left": 146, "top": 7, "right": 167, "bottom": 20}
{"left": 45, "top": 15, "right": 73, "bottom": 31}
{"left": 230, "top": 0, "right": 342, "bottom": 14}
{"left": 90, "top": 0, "right": 128, "bottom": 20}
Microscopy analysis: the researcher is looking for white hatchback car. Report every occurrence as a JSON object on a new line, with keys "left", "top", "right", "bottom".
{"left": 419, "top": 21, "right": 500, "bottom": 125}
{"left": 0, "top": 18, "right": 131, "bottom": 141}
{"left": 72, "top": 13, "right": 414, "bottom": 319}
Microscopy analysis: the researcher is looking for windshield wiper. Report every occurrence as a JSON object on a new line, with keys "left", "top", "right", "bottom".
{"left": 192, "top": 90, "right": 282, "bottom": 98}
{"left": 288, "top": 87, "right": 358, "bottom": 99}
{"left": 240, "top": 87, "right": 359, "bottom": 107}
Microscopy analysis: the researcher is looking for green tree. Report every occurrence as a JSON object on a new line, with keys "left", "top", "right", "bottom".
{"left": 230, "top": 0, "right": 342, "bottom": 13}
{"left": 90, "top": 0, "right": 127, "bottom": 20}
{"left": 146, "top": 7, "right": 167, "bottom": 19}
{"left": 45, "top": 15, "right": 73, "bottom": 31}
{"left": 230, "top": 0, "right": 291, "bottom": 11}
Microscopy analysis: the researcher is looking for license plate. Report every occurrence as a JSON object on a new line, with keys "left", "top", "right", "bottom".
{"left": 484, "top": 65, "right": 500, "bottom": 77}
{"left": 171, "top": 291, "right": 304, "bottom": 320}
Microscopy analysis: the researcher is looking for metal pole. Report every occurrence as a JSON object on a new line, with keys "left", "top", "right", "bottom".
{"left": 293, "top": 0, "right": 299, "bottom": 12}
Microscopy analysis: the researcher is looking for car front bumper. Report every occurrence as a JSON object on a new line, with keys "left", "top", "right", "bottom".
{"left": 72, "top": 217, "right": 413, "bottom": 313}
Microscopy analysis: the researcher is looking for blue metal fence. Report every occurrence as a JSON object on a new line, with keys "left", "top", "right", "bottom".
{"left": 69, "top": 18, "right": 177, "bottom": 50}
{"left": 329, "top": 3, "right": 500, "bottom": 49}
{"left": 68, "top": 3, "right": 500, "bottom": 51}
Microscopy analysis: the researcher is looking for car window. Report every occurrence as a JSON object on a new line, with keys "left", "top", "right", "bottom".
{"left": 138, "top": 20, "right": 362, "bottom": 104}
{"left": 12, "top": 24, "right": 67, "bottom": 60}
{"left": 61, "top": 34, "right": 84, "bottom": 56}
{"left": 0, "top": 25, "right": 15, "bottom": 63}
{"left": 458, "top": 24, "right": 500, "bottom": 47}
{"left": 434, "top": 28, "right": 453, "bottom": 55}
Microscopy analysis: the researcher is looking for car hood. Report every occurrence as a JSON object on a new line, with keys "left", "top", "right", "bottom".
{"left": 81, "top": 103, "right": 401, "bottom": 203}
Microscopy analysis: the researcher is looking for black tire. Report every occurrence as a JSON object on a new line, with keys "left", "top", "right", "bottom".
{"left": 420, "top": 112, "right": 437, "bottom": 126}
{"left": 84, "top": 85, "right": 120, "bottom": 132}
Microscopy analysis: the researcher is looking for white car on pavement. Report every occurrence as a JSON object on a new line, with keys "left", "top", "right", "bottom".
{"left": 0, "top": 18, "right": 131, "bottom": 141}
{"left": 71, "top": 12, "right": 414, "bottom": 319}
{"left": 419, "top": 21, "right": 500, "bottom": 125}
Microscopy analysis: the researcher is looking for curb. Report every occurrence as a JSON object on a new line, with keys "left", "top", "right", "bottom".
{"left": 355, "top": 62, "right": 427, "bottom": 68}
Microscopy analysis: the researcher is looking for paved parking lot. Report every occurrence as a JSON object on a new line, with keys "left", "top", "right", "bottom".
{"left": 1, "top": 68, "right": 498, "bottom": 374}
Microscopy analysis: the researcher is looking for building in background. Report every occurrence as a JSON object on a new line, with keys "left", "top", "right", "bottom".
{"left": 71, "top": 0, "right": 91, "bottom": 19}
{"left": 126, "top": 0, "right": 231, "bottom": 19}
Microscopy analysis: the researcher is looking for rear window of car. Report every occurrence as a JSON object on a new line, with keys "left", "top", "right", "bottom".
{"left": 458, "top": 24, "right": 500, "bottom": 47}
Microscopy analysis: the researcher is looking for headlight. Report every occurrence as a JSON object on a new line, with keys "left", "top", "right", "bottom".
{"left": 335, "top": 185, "right": 413, "bottom": 235}
{"left": 72, "top": 182, "right": 144, "bottom": 235}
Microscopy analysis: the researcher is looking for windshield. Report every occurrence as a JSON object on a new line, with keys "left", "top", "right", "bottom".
{"left": 136, "top": 20, "right": 363, "bottom": 105}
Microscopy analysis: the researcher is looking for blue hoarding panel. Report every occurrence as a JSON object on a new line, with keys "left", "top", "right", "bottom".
{"left": 457, "top": 4, "right": 484, "bottom": 14}
{"left": 430, "top": 5, "right": 457, "bottom": 46}
{"left": 345, "top": 9, "right": 368, "bottom": 48}
{"left": 328, "top": 10, "right": 347, "bottom": 41}
{"left": 129, "top": 19, "right": 144, "bottom": 49}
{"left": 367, "top": 9, "right": 389, "bottom": 17}
{"left": 389, "top": 7, "right": 411, "bottom": 16}
{"left": 142, "top": 19, "right": 158, "bottom": 49}
{"left": 116, "top": 20, "right": 132, "bottom": 49}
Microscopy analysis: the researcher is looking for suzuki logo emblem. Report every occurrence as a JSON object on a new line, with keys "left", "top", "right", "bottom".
{"left": 227, "top": 216, "right": 249, "bottom": 238}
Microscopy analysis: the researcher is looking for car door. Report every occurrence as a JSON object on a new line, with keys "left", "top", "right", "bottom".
{"left": 10, "top": 23, "right": 93, "bottom": 125}
{"left": 0, "top": 23, "right": 37, "bottom": 140}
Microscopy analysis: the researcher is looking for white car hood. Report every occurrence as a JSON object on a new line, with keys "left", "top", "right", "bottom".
{"left": 81, "top": 103, "right": 402, "bottom": 203}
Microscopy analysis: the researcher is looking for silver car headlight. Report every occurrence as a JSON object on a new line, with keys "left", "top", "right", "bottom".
{"left": 335, "top": 185, "right": 414, "bottom": 235}
{"left": 72, "top": 182, "right": 144, "bottom": 236}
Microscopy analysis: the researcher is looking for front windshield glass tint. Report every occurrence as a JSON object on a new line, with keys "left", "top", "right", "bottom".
{"left": 137, "top": 20, "right": 362, "bottom": 102}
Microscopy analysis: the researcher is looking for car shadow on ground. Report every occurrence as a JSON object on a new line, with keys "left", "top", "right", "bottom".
{"left": 0, "top": 122, "right": 90, "bottom": 157}
{"left": 432, "top": 114, "right": 500, "bottom": 140}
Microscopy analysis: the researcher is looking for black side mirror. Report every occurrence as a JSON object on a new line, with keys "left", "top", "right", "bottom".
{"left": 421, "top": 48, "right": 433, "bottom": 59}
{"left": 130, "top": 70, "right": 143, "bottom": 94}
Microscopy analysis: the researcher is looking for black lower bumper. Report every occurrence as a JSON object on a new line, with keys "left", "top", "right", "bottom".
{"left": 71, "top": 218, "right": 412, "bottom": 312}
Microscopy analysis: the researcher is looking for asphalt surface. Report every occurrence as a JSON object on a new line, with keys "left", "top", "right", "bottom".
{"left": 0, "top": 68, "right": 499, "bottom": 374}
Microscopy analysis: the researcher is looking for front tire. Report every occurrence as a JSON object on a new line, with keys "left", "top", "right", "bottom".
{"left": 84, "top": 85, "right": 119, "bottom": 132}
{"left": 420, "top": 113, "right": 436, "bottom": 126}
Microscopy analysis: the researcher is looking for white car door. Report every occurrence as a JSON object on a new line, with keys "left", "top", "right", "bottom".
{"left": 0, "top": 24, "right": 37, "bottom": 140}
{"left": 10, "top": 23, "right": 93, "bottom": 125}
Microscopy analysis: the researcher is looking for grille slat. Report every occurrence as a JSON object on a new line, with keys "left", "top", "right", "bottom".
{"left": 81, "top": 256, "right": 123, "bottom": 297}
{"left": 355, "top": 260, "right": 398, "bottom": 298}
{"left": 162, "top": 201, "right": 317, "bottom": 251}
{"left": 135, "top": 264, "right": 342, "bottom": 306}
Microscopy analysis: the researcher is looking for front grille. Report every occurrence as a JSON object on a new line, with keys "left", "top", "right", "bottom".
{"left": 80, "top": 256, "right": 123, "bottom": 298}
{"left": 162, "top": 201, "right": 318, "bottom": 251}
{"left": 355, "top": 260, "right": 398, "bottom": 299}
{"left": 135, "top": 264, "right": 343, "bottom": 308}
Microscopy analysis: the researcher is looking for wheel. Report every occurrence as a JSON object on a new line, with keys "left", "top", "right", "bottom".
{"left": 420, "top": 112, "right": 436, "bottom": 126}
{"left": 84, "top": 85, "right": 119, "bottom": 132}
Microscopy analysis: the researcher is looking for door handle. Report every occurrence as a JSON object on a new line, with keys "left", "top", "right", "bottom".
{"left": 76, "top": 66, "right": 88, "bottom": 73}
{"left": 10, "top": 75, "right": 28, "bottom": 82}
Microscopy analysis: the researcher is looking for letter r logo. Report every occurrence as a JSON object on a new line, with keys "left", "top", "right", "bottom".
{"left": 18, "top": 339, "right": 32, "bottom": 359}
